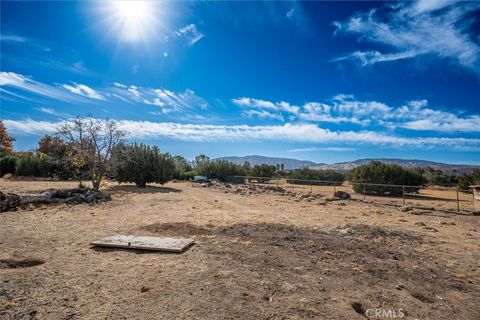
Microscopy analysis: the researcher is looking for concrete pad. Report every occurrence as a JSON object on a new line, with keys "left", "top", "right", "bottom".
{"left": 90, "top": 235, "right": 194, "bottom": 253}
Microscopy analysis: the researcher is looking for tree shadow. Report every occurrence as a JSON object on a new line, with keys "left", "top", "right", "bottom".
{"left": 106, "top": 184, "right": 182, "bottom": 194}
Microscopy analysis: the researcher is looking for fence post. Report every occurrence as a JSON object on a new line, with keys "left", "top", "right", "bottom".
{"left": 276, "top": 178, "right": 279, "bottom": 187}
{"left": 363, "top": 183, "right": 366, "bottom": 200}
{"left": 402, "top": 185, "right": 405, "bottom": 205}
{"left": 456, "top": 187, "right": 460, "bottom": 212}
{"left": 310, "top": 180, "right": 313, "bottom": 193}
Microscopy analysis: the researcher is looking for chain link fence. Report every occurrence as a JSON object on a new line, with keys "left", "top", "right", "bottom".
{"left": 226, "top": 176, "right": 476, "bottom": 213}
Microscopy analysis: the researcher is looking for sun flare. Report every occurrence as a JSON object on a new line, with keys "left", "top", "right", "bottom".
{"left": 105, "top": 0, "right": 160, "bottom": 43}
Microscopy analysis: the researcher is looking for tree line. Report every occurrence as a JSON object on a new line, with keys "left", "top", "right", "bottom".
{"left": 1, "top": 118, "right": 479, "bottom": 194}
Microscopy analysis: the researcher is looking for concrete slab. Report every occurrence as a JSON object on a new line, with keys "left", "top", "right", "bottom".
{"left": 90, "top": 235, "right": 194, "bottom": 253}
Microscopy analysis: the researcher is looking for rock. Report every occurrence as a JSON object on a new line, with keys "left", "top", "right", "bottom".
{"left": 414, "top": 222, "right": 427, "bottom": 226}
{"left": 333, "top": 191, "right": 351, "bottom": 200}
{"left": 401, "top": 206, "right": 413, "bottom": 212}
{"left": 2, "top": 188, "right": 111, "bottom": 212}
{"left": 0, "top": 191, "right": 21, "bottom": 212}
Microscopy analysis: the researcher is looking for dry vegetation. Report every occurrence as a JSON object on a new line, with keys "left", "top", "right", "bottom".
{"left": 1, "top": 179, "right": 479, "bottom": 319}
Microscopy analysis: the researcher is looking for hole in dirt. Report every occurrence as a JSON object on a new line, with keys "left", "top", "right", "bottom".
{"left": 351, "top": 302, "right": 366, "bottom": 316}
{"left": 0, "top": 258, "right": 45, "bottom": 269}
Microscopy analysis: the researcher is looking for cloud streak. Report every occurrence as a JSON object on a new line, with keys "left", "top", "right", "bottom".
{"left": 62, "top": 83, "right": 104, "bottom": 100}
{"left": 333, "top": 0, "right": 480, "bottom": 72}
{"left": 4, "top": 119, "right": 480, "bottom": 151}
{"left": 175, "top": 24, "right": 204, "bottom": 46}
{"left": 0, "top": 71, "right": 86, "bottom": 103}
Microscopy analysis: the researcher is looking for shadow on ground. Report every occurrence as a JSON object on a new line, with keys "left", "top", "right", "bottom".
{"left": 106, "top": 184, "right": 182, "bottom": 194}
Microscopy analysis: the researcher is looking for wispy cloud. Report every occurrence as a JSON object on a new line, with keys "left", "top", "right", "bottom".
{"left": 0, "top": 34, "right": 28, "bottom": 43}
{"left": 37, "top": 107, "right": 71, "bottom": 118}
{"left": 62, "top": 82, "right": 104, "bottom": 100}
{"left": 111, "top": 83, "right": 210, "bottom": 115}
{"left": 175, "top": 24, "right": 204, "bottom": 46}
{"left": 333, "top": 0, "right": 480, "bottom": 72}
{"left": 243, "top": 109, "right": 285, "bottom": 122}
{"left": 0, "top": 71, "right": 85, "bottom": 103}
{"left": 237, "top": 93, "right": 480, "bottom": 133}
{"left": 288, "top": 147, "right": 357, "bottom": 153}
{"left": 232, "top": 97, "right": 299, "bottom": 121}
{"left": 4, "top": 119, "right": 480, "bottom": 151}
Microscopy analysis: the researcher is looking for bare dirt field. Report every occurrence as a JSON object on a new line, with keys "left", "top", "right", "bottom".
{"left": 1, "top": 180, "right": 479, "bottom": 319}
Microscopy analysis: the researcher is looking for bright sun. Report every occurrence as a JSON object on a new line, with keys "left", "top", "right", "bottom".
{"left": 107, "top": 0, "right": 160, "bottom": 43}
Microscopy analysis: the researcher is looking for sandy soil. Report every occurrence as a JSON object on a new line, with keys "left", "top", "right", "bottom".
{"left": 1, "top": 180, "right": 479, "bottom": 319}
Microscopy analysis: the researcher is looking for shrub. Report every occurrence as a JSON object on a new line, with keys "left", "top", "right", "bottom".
{"left": 178, "top": 170, "right": 197, "bottom": 181}
{"left": 422, "top": 167, "right": 457, "bottom": 186}
{"left": 347, "top": 161, "right": 427, "bottom": 196}
{"left": 458, "top": 168, "right": 480, "bottom": 191}
{"left": 250, "top": 164, "right": 277, "bottom": 178}
{"left": 173, "top": 155, "right": 193, "bottom": 179}
{"left": 288, "top": 168, "right": 345, "bottom": 185}
{"left": 197, "top": 160, "right": 246, "bottom": 182}
{"left": 115, "top": 143, "right": 176, "bottom": 187}
{"left": 0, "top": 155, "right": 18, "bottom": 177}
{"left": 14, "top": 154, "right": 68, "bottom": 178}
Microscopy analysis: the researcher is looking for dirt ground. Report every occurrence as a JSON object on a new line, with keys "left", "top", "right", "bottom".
{"left": 1, "top": 180, "right": 479, "bottom": 320}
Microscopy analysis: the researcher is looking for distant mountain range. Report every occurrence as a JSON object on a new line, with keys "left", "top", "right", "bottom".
{"left": 214, "top": 155, "right": 322, "bottom": 170}
{"left": 314, "top": 158, "right": 477, "bottom": 175}
{"left": 214, "top": 155, "right": 478, "bottom": 174}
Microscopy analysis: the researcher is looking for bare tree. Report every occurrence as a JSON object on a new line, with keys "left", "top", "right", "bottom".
{"left": 57, "top": 116, "right": 125, "bottom": 191}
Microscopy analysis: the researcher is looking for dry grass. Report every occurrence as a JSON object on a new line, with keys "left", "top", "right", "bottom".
{"left": 0, "top": 179, "right": 479, "bottom": 319}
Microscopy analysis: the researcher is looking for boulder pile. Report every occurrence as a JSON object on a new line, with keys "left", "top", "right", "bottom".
{"left": 0, "top": 192, "right": 21, "bottom": 212}
{"left": 0, "top": 188, "right": 111, "bottom": 212}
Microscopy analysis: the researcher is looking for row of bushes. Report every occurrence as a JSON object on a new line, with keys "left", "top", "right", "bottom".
{"left": 287, "top": 168, "right": 345, "bottom": 185}
{"left": 0, "top": 153, "right": 75, "bottom": 179}
{"left": 2, "top": 146, "right": 478, "bottom": 196}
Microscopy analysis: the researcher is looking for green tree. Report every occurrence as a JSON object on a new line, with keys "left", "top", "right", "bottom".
{"left": 250, "top": 164, "right": 277, "bottom": 178}
{"left": 288, "top": 168, "right": 345, "bottom": 184}
{"left": 197, "top": 160, "right": 246, "bottom": 181}
{"left": 347, "top": 161, "right": 427, "bottom": 196}
{"left": 0, "top": 155, "right": 18, "bottom": 176}
{"left": 458, "top": 169, "right": 480, "bottom": 190}
{"left": 115, "top": 143, "right": 176, "bottom": 187}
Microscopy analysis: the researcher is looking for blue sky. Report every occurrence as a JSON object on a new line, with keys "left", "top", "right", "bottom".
{"left": 1, "top": 0, "right": 479, "bottom": 164}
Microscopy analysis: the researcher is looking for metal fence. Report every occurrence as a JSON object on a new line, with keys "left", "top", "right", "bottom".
{"left": 226, "top": 176, "right": 476, "bottom": 213}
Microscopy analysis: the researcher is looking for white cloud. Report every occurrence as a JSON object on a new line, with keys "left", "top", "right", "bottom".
{"left": 3, "top": 119, "right": 59, "bottom": 135}
{"left": 0, "top": 71, "right": 85, "bottom": 103}
{"left": 0, "top": 34, "right": 28, "bottom": 43}
{"left": 4, "top": 119, "right": 480, "bottom": 151}
{"left": 175, "top": 24, "right": 204, "bottom": 46}
{"left": 233, "top": 97, "right": 299, "bottom": 114}
{"left": 37, "top": 107, "right": 71, "bottom": 118}
{"left": 62, "top": 82, "right": 104, "bottom": 100}
{"left": 288, "top": 147, "right": 357, "bottom": 152}
{"left": 333, "top": 1, "right": 480, "bottom": 71}
{"left": 243, "top": 110, "right": 284, "bottom": 122}
{"left": 286, "top": 8, "right": 295, "bottom": 19}
{"left": 238, "top": 94, "right": 480, "bottom": 133}
{"left": 111, "top": 83, "right": 210, "bottom": 116}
